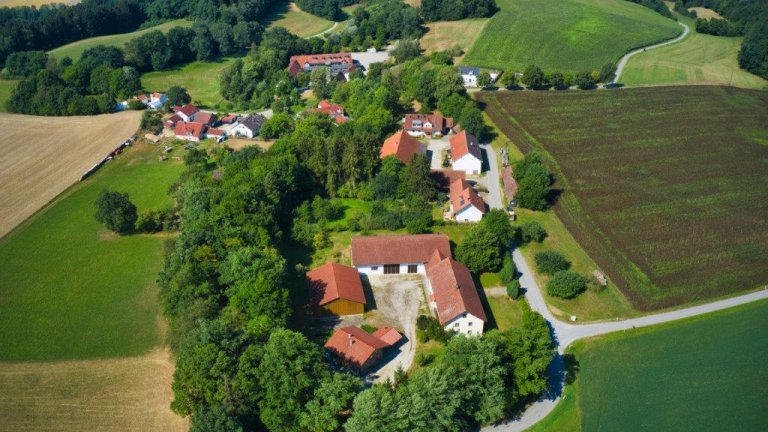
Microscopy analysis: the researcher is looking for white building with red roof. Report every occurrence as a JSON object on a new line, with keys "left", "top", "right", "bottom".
{"left": 425, "top": 251, "right": 487, "bottom": 335}
{"left": 174, "top": 122, "right": 206, "bottom": 142}
{"left": 403, "top": 113, "right": 454, "bottom": 137}
{"left": 449, "top": 178, "right": 486, "bottom": 223}
{"left": 174, "top": 104, "right": 200, "bottom": 122}
{"left": 351, "top": 234, "right": 452, "bottom": 275}
{"left": 450, "top": 130, "right": 483, "bottom": 175}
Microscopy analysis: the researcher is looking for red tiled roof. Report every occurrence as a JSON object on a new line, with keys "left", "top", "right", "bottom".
{"left": 351, "top": 234, "right": 451, "bottom": 266}
{"left": 164, "top": 114, "right": 182, "bottom": 126}
{"left": 324, "top": 326, "right": 389, "bottom": 370}
{"left": 426, "top": 256, "right": 487, "bottom": 324}
{"left": 430, "top": 169, "right": 466, "bottom": 191}
{"left": 174, "top": 121, "right": 205, "bottom": 139}
{"left": 380, "top": 130, "right": 423, "bottom": 164}
{"left": 137, "top": 94, "right": 148, "bottom": 101}
{"left": 403, "top": 113, "right": 453, "bottom": 134}
{"left": 451, "top": 130, "right": 482, "bottom": 161}
{"left": 307, "top": 263, "right": 366, "bottom": 307}
{"left": 450, "top": 178, "right": 486, "bottom": 216}
{"left": 288, "top": 53, "right": 353, "bottom": 76}
{"left": 174, "top": 104, "right": 199, "bottom": 117}
{"left": 372, "top": 327, "right": 402, "bottom": 346}
{"left": 206, "top": 128, "right": 225, "bottom": 137}
{"left": 220, "top": 114, "right": 237, "bottom": 124}
{"left": 309, "top": 100, "right": 347, "bottom": 123}
{"left": 195, "top": 111, "right": 216, "bottom": 125}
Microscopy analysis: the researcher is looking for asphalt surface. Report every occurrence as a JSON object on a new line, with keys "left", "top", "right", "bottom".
{"left": 480, "top": 144, "right": 503, "bottom": 210}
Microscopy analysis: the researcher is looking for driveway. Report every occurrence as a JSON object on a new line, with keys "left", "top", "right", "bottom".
{"left": 426, "top": 138, "right": 449, "bottom": 170}
{"left": 478, "top": 144, "right": 503, "bottom": 210}
{"left": 350, "top": 51, "right": 391, "bottom": 71}
{"left": 363, "top": 275, "right": 424, "bottom": 383}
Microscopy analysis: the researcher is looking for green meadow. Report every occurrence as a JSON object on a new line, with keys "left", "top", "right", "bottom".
{"left": 0, "top": 80, "right": 18, "bottom": 112}
{"left": 463, "top": 0, "right": 681, "bottom": 73}
{"left": 0, "top": 144, "right": 185, "bottom": 361}
{"left": 141, "top": 57, "right": 236, "bottom": 108}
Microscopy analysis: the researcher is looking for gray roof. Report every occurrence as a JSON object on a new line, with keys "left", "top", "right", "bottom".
{"left": 238, "top": 114, "right": 266, "bottom": 132}
{"left": 459, "top": 66, "right": 480, "bottom": 76}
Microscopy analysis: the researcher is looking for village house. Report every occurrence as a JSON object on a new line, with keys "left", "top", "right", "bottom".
{"left": 380, "top": 130, "right": 425, "bottom": 164}
{"left": 450, "top": 130, "right": 483, "bottom": 175}
{"left": 324, "top": 326, "right": 402, "bottom": 374}
{"left": 287, "top": 53, "right": 359, "bottom": 81}
{"left": 425, "top": 251, "right": 487, "bottom": 335}
{"left": 403, "top": 113, "right": 454, "bottom": 137}
{"left": 449, "top": 178, "right": 486, "bottom": 223}
{"left": 307, "top": 262, "right": 366, "bottom": 315}
{"left": 194, "top": 111, "right": 217, "bottom": 126}
{"left": 309, "top": 100, "right": 348, "bottom": 124}
{"left": 230, "top": 114, "right": 266, "bottom": 138}
{"left": 351, "top": 234, "right": 452, "bottom": 275}
{"left": 147, "top": 92, "right": 166, "bottom": 110}
{"left": 164, "top": 114, "right": 183, "bottom": 128}
{"left": 174, "top": 122, "right": 206, "bottom": 142}
{"left": 459, "top": 66, "right": 481, "bottom": 87}
{"left": 174, "top": 104, "right": 200, "bottom": 122}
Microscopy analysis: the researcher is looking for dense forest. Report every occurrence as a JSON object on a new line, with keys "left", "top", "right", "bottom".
{"left": 681, "top": 0, "right": 768, "bottom": 79}
{"left": 294, "top": 0, "right": 360, "bottom": 20}
{"left": 419, "top": 0, "right": 497, "bottom": 22}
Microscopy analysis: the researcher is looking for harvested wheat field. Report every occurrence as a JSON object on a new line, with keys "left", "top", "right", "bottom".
{"left": 0, "top": 111, "right": 141, "bottom": 239}
{"left": 0, "top": 348, "right": 188, "bottom": 432}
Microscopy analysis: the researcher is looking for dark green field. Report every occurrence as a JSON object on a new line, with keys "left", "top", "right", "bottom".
{"left": 0, "top": 144, "right": 184, "bottom": 361}
{"left": 571, "top": 299, "right": 768, "bottom": 431}
{"left": 479, "top": 86, "right": 768, "bottom": 309}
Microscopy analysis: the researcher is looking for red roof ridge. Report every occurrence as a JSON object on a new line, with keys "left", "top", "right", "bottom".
{"left": 380, "top": 129, "right": 423, "bottom": 164}
{"left": 307, "top": 262, "right": 366, "bottom": 307}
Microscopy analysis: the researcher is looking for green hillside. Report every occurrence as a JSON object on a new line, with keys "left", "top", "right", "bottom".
{"left": 463, "top": 0, "right": 682, "bottom": 73}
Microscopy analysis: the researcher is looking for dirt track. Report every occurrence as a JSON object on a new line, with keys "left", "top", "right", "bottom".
{"left": 0, "top": 348, "right": 188, "bottom": 432}
{"left": 0, "top": 111, "right": 141, "bottom": 239}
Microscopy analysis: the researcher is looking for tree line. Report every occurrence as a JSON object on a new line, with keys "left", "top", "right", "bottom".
{"left": 497, "top": 64, "right": 617, "bottom": 91}
{"left": 294, "top": 0, "right": 360, "bottom": 21}
{"left": 624, "top": 0, "right": 674, "bottom": 19}
{"left": 419, "top": 0, "right": 497, "bottom": 22}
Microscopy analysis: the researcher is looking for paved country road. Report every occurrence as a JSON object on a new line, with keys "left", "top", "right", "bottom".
{"left": 481, "top": 248, "right": 768, "bottom": 432}
{"left": 613, "top": 21, "right": 690, "bottom": 83}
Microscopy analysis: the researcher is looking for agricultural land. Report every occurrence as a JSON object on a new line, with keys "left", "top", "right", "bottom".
{"left": 141, "top": 57, "right": 236, "bottom": 108}
{"left": 462, "top": 0, "right": 682, "bottom": 73}
{"left": 264, "top": 2, "right": 337, "bottom": 38}
{"left": 0, "top": 141, "right": 187, "bottom": 430}
{"left": 419, "top": 18, "right": 491, "bottom": 62}
{"left": 48, "top": 19, "right": 193, "bottom": 61}
{"left": 621, "top": 14, "right": 768, "bottom": 89}
{"left": 479, "top": 86, "right": 768, "bottom": 310}
{"left": 0, "top": 111, "right": 142, "bottom": 239}
{"left": 0, "top": 79, "right": 17, "bottom": 112}
{"left": 529, "top": 299, "right": 768, "bottom": 431}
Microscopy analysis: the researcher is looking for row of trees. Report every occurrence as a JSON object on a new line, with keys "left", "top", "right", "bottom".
{"left": 624, "top": 0, "right": 674, "bottom": 19}
{"left": 514, "top": 152, "right": 553, "bottom": 211}
{"left": 694, "top": 17, "right": 741, "bottom": 36}
{"left": 504, "top": 64, "right": 616, "bottom": 91}
{"left": 419, "top": 0, "right": 497, "bottom": 22}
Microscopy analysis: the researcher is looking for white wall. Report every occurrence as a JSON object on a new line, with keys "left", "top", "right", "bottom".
{"left": 444, "top": 313, "right": 484, "bottom": 336}
{"left": 355, "top": 263, "right": 425, "bottom": 276}
{"left": 462, "top": 74, "right": 477, "bottom": 86}
{"left": 452, "top": 153, "right": 482, "bottom": 174}
{"left": 455, "top": 205, "right": 484, "bottom": 223}
{"left": 231, "top": 123, "right": 254, "bottom": 138}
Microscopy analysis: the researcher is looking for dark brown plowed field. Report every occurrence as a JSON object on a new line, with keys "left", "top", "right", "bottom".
{"left": 479, "top": 86, "right": 768, "bottom": 309}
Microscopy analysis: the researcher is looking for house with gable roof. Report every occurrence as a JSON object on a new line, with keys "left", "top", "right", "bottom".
{"left": 449, "top": 178, "right": 486, "bottom": 222}
{"left": 403, "top": 113, "right": 454, "bottom": 137}
{"left": 380, "top": 130, "right": 425, "bottom": 164}
{"left": 324, "top": 326, "right": 402, "bottom": 373}
{"left": 307, "top": 262, "right": 367, "bottom": 315}
{"left": 450, "top": 130, "right": 483, "bottom": 175}
{"left": 351, "top": 234, "right": 452, "bottom": 276}
{"left": 174, "top": 104, "right": 200, "bottom": 122}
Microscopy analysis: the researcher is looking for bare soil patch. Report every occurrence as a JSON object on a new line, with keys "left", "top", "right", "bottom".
{"left": 690, "top": 7, "right": 723, "bottom": 19}
{"left": 0, "top": 348, "right": 188, "bottom": 432}
{"left": 420, "top": 18, "right": 491, "bottom": 63}
{"left": 0, "top": 111, "right": 141, "bottom": 239}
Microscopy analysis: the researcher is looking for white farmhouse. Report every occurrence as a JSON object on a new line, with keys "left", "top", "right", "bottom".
{"left": 459, "top": 66, "right": 480, "bottom": 87}
{"left": 425, "top": 250, "right": 487, "bottom": 336}
{"left": 351, "top": 234, "right": 452, "bottom": 275}
{"left": 449, "top": 178, "right": 486, "bottom": 223}
{"left": 450, "top": 130, "right": 483, "bottom": 175}
{"left": 231, "top": 114, "right": 266, "bottom": 138}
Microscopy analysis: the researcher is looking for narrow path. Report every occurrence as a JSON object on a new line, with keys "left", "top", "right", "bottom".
{"left": 306, "top": 21, "right": 338, "bottom": 39}
{"left": 481, "top": 248, "right": 768, "bottom": 431}
{"left": 613, "top": 21, "right": 689, "bottom": 83}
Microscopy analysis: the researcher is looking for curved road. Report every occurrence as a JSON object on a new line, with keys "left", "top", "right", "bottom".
{"left": 612, "top": 21, "right": 689, "bottom": 83}
{"left": 481, "top": 249, "right": 768, "bottom": 431}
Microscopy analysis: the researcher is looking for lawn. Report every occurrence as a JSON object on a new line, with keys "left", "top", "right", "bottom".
{"left": 0, "top": 79, "right": 18, "bottom": 112}
{"left": 621, "top": 14, "right": 768, "bottom": 89}
{"left": 486, "top": 296, "right": 523, "bottom": 331}
{"left": 479, "top": 86, "right": 768, "bottom": 310}
{"left": 264, "top": 2, "right": 344, "bottom": 38}
{"left": 534, "top": 299, "right": 768, "bottom": 431}
{"left": 420, "top": 18, "right": 491, "bottom": 62}
{"left": 0, "top": 142, "right": 185, "bottom": 361}
{"left": 141, "top": 57, "right": 236, "bottom": 108}
{"left": 48, "top": 19, "right": 193, "bottom": 61}
{"left": 463, "top": 0, "right": 682, "bottom": 73}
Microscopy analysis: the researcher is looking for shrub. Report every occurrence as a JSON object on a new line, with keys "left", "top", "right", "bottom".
{"left": 94, "top": 189, "right": 137, "bottom": 234}
{"left": 535, "top": 250, "right": 570, "bottom": 275}
{"left": 519, "top": 221, "right": 547, "bottom": 243}
{"left": 415, "top": 351, "right": 436, "bottom": 366}
{"left": 507, "top": 279, "right": 521, "bottom": 299}
{"left": 498, "top": 254, "right": 517, "bottom": 283}
{"left": 416, "top": 315, "right": 449, "bottom": 343}
{"left": 546, "top": 271, "right": 586, "bottom": 299}
{"left": 135, "top": 209, "right": 172, "bottom": 233}
{"left": 361, "top": 324, "right": 378, "bottom": 333}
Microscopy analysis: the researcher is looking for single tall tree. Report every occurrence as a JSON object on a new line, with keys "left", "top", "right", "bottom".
{"left": 94, "top": 189, "right": 137, "bottom": 234}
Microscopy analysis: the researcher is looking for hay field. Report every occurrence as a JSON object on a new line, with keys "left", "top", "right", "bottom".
{"left": 0, "top": 349, "right": 188, "bottom": 432}
{"left": 265, "top": 2, "right": 336, "bottom": 38}
{"left": 0, "top": 111, "right": 141, "bottom": 239}
{"left": 690, "top": 6, "right": 722, "bottom": 19}
{"left": 479, "top": 86, "right": 768, "bottom": 310}
{"left": 463, "top": 0, "right": 682, "bottom": 73}
{"left": 420, "top": 18, "right": 491, "bottom": 61}
{"left": 621, "top": 15, "right": 767, "bottom": 89}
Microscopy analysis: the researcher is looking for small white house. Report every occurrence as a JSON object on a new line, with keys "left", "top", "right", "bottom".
{"left": 449, "top": 178, "right": 486, "bottom": 223}
{"left": 231, "top": 114, "right": 266, "bottom": 138}
{"left": 450, "top": 130, "right": 483, "bottom": 175}
{"left": 459, "top": 66, "right": 480, "bottom": 87}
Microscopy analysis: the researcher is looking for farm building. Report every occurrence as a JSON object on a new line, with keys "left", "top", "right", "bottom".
{"left": 380, "top": 130, "right": 425, "bottom": 164}
{"left": 194, "top": 111, "right": 217, "bottom": 126}
{"left": 324, "top": 326, "right": 402, "bottom": 374}
{"left": 425, "top": 251, "right": 487, "bottom": 335}
{"left": 174, "top": 122, "right": 205, "bottom": 142}
{"left": 351, "top": 234, "right": 451, "bottom": 275}
{"left": 309, "top": 100, "right": 348, "bottom": 124}
{"left": 288, "top": 53, "right": 359, "bottom": 81}
{"left": 450, "top": 130, "right": 483, "bottom": 175}
{"left": 174, "top": 104, "right": 199, "bottom": 122}
{"left": 231, "top": 114, "right": 266, "bottom": 138}
{"left": 164, "top": 114, "right": 182, "bottom": 128}
{"left": 403, "top": 113, "right": 454, "bottom": 137}
{"left": 307, "top": 262, "right": 367, "bottom": 315}
{"left": 449, "top": 178, "right": 486, "bottom": 223}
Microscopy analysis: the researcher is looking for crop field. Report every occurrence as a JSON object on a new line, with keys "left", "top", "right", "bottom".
{"left": 141, "top": 57, "right": 235, "bottom": 108}
{"left": 0, "top": 349, "right": 187, "bottom": 432}
{"left": 0, "top": 141, "right": 185, "bottom": 361}
{"left": 622, "top": 15, "right": 768, "bottom": 89}
{"left": 420, "top": 18, "right": 491, "bottom": 61}
{"left": 553, "top": 299, "right": 768, "bottom": 431}
{"left": 0, "top": 111, "right": 142, "bottom": 239}
{"left": 479, "top": 86, "right": 768, "bottom": 309}
{"left": 48, "top": 19, "right": 193, "bottom": 61}
{"left": 463, "top": 0, "right": 682, "bottom": 73}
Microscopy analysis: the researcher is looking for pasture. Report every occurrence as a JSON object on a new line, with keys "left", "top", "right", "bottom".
{"left": 0, "top": 141, "right": 185, "bottom": 361}
{"left": 265, "top": 2, "right": 336, "bottom": 38}
{"left": 420, "top": 18, "right": 490, "bottom": 61}
{"left": 0, "top": 79, "right": 17, "bottom": 112}
{"left": 0, "top": 111, "right": 142, "bottom": 239}
{"left": 141, "top": 57, "right": 236, "bottom": 108}
{"left": 48, "top": 19, "right": 193, "bottom": 61}
{"left": 479, "top": 87, "right": 768, "bottom": 310}
{"left": 621, "top": 15, "right": 768, "bottom": 89}
{"left": 0, "top": 348, "right": 187, "bottom": 432}
{"left": 463, "top": 0, "right": 681, "bottom": 73}
{"left": 554, "top": 299, "right": 768, "bottom": 431}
